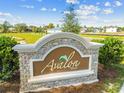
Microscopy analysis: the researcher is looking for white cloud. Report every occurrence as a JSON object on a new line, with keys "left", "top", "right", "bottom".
{"left": 52, "top": 8, "right": 57, "bottom": 12}
{"left": 21, "top": 5, "right": 34, "bottom": 9}
{"left": 104, "top": 1, "right": 111, "bottom": 7}
{"left": 76, "top": 5, "right": 100, "bottom": 16}
{"left": 0, "top": 12, "right": 23, "bottom": 24}
{"left": 40, "top": 7, "right": 57, "bottom": 12}
{"left": 64, "top": 11, "right": 70, "bottom": 14}
{"left": 77, "top": 15, "right": 98, "bottom": 20}
{"left": 75, "top": 5, "right": 100, "bottom": 21}
{"left": 40, "top": 7, "right": 47, "bottom": 11}
{"left": 102, "top": 19, "right": 124, "bottom": 26}
{"left": 103, "top": 8, "right": 113, "bottom": 14}
{"left": 0, "top": 12, "right": 12, "bottom": 17}
{"left": 66, "top": 0, "right": 79, "bottom": 4}
{"left": 115, "top": 1, "right": 122, "bottom": 6}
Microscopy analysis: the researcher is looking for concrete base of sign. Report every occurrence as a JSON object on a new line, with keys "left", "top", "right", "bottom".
{"left": 20, "top": 79, "right": 99, "bottom": 93}
{"left": 13, "top": 32, "right": 103, "bottom": 93}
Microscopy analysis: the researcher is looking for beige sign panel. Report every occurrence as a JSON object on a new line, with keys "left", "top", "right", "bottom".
{"left": 33, "top": 47, "right": 90, "bottom": 76}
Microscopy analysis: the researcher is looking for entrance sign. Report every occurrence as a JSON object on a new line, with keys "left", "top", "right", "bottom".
{"left": 13, "top": 32, "right": 103, "bottom": 93}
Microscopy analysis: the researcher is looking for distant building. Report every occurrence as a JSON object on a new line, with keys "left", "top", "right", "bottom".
{"left": 47, "top": 27, "right": 62, "bottom": 33}
{"left": 93, "top": 27, "right": 100, "bottom": 33}
{"left": 9, "top": 27, "right": 15, "bottom": 32}
{"left": 80, "top": 26, "right": 88, "bottom": 33}
{"left": 105, "top": 26, "right": 118, "bottom": 32}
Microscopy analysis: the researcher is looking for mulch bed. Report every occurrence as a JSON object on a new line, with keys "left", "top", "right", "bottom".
{"left": 0, "top": 64, "right": 118, "bottom": 93}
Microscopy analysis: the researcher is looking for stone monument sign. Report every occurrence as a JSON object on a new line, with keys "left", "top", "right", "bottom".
{"left": 13, "top": 32, "right": 103, "bottom": 93}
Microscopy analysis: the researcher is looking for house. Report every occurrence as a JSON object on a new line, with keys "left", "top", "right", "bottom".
{"left": 93, "top": 27, "right": 100, "bottom": 33}
{"left": 105, "top": 26, "right": 118, "bottom": 32}
{"left": 80, "top": 26, "right": 88, "bottom": 33}
{"left": 47, "top": 27, "right": 62, "bottom": 33}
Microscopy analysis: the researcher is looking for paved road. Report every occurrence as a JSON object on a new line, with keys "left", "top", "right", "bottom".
{"left": 120, "top": 84, "right": 124, "bottom": 93}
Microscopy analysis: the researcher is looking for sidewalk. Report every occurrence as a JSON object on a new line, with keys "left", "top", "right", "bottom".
{"left": 120, "top": 83, "right": 124, "bottom": 93}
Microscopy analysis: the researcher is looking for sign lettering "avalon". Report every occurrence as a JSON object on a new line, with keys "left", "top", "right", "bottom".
{"left": 41, "top": 51, "right": 80, "bottom": 73}
{"left": 32, "top": 47, "right": 90, "bottom": 76}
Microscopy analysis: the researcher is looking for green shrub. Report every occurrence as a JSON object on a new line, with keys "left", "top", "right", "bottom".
{"left": 0, "top": 36, "right": 19, "bottom": 80}
{"left": 98, "top": 37, "right": 123, "bottom": 66}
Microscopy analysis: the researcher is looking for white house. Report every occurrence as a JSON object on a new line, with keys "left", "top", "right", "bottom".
{"left": 80, "top": 26, "right": 88, "bottom": 33}
{"left": 47, "top": 27, "right": 62, "bottom": 33}
{"left": 105, "top": 26, "right": 118, "bottom": 32}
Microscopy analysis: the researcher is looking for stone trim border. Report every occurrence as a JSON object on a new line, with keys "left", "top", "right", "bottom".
{"left": 13, "top": 32, "right": 103, "bottom": 52}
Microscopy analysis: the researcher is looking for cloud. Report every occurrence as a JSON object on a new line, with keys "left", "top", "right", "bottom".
{"left": 52, "top": 8, "right": 57, "bottom": 12}
{"left": 76, "top": 5, "right": 100, "bottom": 16}
{"left": 77, "top": 15, "right": 99, "bottom": 20}
{"left": 102, "top": 19, "right": 124, "bottom": 26}
{"left": 40, "top": 7, "right": 47, "bottom": 11}
{"left": 75, "top": 5, "right": 100, "bottom": 21}
{"left": 66, "top": 0, "right": 79, "bottom": 4}
{"left": 0, "top": 12, "right": 12, "bottom": 17}
{"left": 0, "top": 12, "right": 23, "bottom": 24}
{"left": 103, "top": 8, "right": 113, "bottom": 14}
{"left": 115, "top": 1, "right": 122, "bottom": 6}
{"left": 64, "top": 11, "right": 70, "bottom": 14}
{"left": 21, "top": 5, "right": 34, "bottom": 9}
{"left": 40, "top": 7, "right": 57, "bottom": 12}
{"left": 104, "top": 1, "right": 111, "bottom": 7}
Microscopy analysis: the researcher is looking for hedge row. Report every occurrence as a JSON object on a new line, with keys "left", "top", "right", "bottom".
{"left": 0, "top": 36, "right": 19, "bottom": 80}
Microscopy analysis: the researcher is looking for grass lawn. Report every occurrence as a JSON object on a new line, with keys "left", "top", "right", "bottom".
{"left": 0, "top": 32, "right": 124, "bottom": 44}
{"left": 0, "top": 33, "right": 45, "bottom": 44}
{"left": 80, "top": 34, "right": 124, "bottom": 41}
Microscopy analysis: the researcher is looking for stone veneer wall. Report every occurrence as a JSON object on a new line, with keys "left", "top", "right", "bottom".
{"left": 18, "top": 38, "right": 99, "bottom": 93}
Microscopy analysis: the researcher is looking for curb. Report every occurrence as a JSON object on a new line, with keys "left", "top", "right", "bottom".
{"left": 120, "top": 83, "right": 124, "bottom": 93}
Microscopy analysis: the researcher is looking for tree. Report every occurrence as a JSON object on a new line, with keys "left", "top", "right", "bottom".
{"left": 15, "top": 23, "right": 27, "bottom": 32}
{"left": 29, "top": 26, "right": 38, "bottom": 33}
{"left": 56, "top": 24, "right": 60, "bottom": 28}
{"left": 118, "top": 27, "right": 124, "bottom": 32}
{"left": 47, "top": 23, "right": 55, "bottom": 29}
{"left": 62, "top": 3, "right": 81, "bottom": 34}
{"left": 42, "top": 25, "right": 48, "bottom": 34}
{"left": 87, "top": 27, "right": 94, "bottom": 32}
{"left": 0, "top": 24, "right": 2, "bottom": 32}
{"left": 37, "top": 26, "right": 44, "bottom": 33}
{"left": 1, "top": 21, "right": 11, "bottom": 33}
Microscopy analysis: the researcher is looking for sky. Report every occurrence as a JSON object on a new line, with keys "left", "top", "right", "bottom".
{"left": 0, "top": 0, "right": 124, "bottom": 27}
